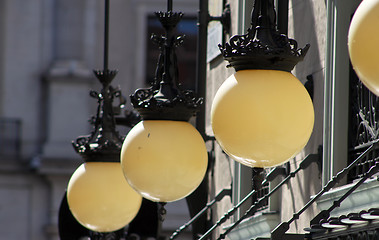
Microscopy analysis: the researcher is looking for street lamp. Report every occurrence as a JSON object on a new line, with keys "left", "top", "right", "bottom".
{"left": 66, "top": 0, "right": 142, "bottom": 233}
{"left": 120, "top": 1, "right": 208, "bottom": 203}
{"left": 211, "top": 0, "right": 314, "bottom": 168}
{"left": 348, "top": 0, "right": 379, "bottom": 96}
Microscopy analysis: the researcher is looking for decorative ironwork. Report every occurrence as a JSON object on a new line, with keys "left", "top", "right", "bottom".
{"left": 170, "top": 188, "right": 232, "bottom": 240}
{"left": 130, "top": 8, "right": 202, "bottom": 121}
{"left": 310, "top": 219, "right": 379, "bottom": 240}
{"left": 270, "top": 141, "right": 379, "bottom": 240}
{"left": 72, "top": 70, "right": 125, "bottom": 163}
{"left": 218, "top": 0, "right": 309, "bottom": 72}
{"left": 71, "top": 0, "right": 137, "bottom": 163}
{"left": 197, "top": 163, "right": 298, "bottom": 240}
{"left": 348, "top": 64, "right": 379, "bottom": 182}
{"left": 209, "top": 3, "right": 231, "bottom": 34}
{"left": 215, "top": 154, "right": 320, "bottom": 240}
{"left": 309, "top": 159, "right": 379, "bottom": 230}
{"left": 253, "top": 169, "right": 270, "bottom": 212}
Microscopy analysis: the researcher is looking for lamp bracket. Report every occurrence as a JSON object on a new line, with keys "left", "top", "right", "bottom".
{"left": 219, "top": 0, "right": 309, "bottom": 72}
{"left": 130, "top": 10, "right": 203, "bottom": 121}
{"left": 209, "top": 3, "right": 231, "bottom": 35}
{"left": 72, "top": 70, "right": 124, "bottom": 162}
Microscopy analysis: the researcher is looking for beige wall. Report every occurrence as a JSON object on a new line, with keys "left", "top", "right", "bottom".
{"left": 282, "top": 0, "right": 326, "bottom": 233}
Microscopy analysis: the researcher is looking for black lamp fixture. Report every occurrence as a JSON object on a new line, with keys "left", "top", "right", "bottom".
{"left": 119, "top": 0, "right": 208, "bottom": 204}
{"left": 65, "top": 0, "right": 142, "bottom": 233}
{"left": 196, "top": 1, "right": 314, "bottom": 239}
{"left": 211, "top": 0, "right": 314, "bottom": 169}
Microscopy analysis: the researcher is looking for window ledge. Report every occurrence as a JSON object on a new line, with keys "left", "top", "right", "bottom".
{"left": 225, "top": 211, "right": 280, "bottom": 240}
{"left": 316, "top": 178, "right": 379, "bottom": 217}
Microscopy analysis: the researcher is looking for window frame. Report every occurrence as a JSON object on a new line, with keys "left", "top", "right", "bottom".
{"left": 322, "top": 0, "right": 362, "bottom": 185}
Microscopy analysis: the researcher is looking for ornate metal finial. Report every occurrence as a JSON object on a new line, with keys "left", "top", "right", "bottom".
{"left": 72, "top": 0, "right": 128, "bottom": 163}
{"left": 72, "top": 70, "right": 125, "bottom": 162}
{"left": 219, "top": 0, "right": 309, "bottom": 72}
{"left": 130, "top": 8, "right": 202, "bottom": 121}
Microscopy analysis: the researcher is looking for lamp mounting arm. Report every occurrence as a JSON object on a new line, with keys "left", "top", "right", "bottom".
{"left": 208, "top": 3, "right": 231, "bottom": 35}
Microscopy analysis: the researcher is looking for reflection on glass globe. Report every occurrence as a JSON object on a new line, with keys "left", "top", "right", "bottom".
{"left": 211, "top": 70, "right": 314, "bottom": 168}
{"left": 348, "top": 0, "right": 379, "bottom": 96}
{"left": 67, "top": 162, "right": 142, "bottom": 232}
{"left": 121, "top": 120, "right": 208, "bottom": 202}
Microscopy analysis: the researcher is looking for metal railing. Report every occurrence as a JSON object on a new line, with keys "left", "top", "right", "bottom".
{"left": 169, "top": 188, "right": 232, "bottom": 240}
{"left": 218, "top": 154, "right": 320, "bottom": 240}
{"left": 195, "top": 154, "right": 320, "bottom": 240}
{"left": 208, "top": 141, "right": 379, "bottom": 240}
{"left": 348, "top": 141, "right": 379, "bottom": 183}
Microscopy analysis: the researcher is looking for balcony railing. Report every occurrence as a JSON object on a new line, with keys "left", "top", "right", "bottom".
{"left": 0, "top": 118, "right": 21, "bottom": 159}
{"left": 348, "top": 64, "right": 379, "bottom": 183}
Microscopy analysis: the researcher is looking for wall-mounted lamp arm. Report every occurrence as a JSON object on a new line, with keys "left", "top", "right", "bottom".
{"left": 208, "top": 4, "right": 231, "bottom": 34}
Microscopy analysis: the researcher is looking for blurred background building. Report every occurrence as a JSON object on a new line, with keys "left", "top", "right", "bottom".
{"left": 2, "top": 0, "right": 379, "bottom": 240}
{"left": 0, "top": 0, "right": 198, "bottom": 239}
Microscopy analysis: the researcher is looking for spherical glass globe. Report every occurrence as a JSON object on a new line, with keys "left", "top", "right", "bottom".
{"left": 120, "top": 120, "right": 208, "bottom": 202}
{"left": 67, "top": 162, "right": 142, "bottom": 232}
{"left": 348, "top": 0, "right": 379, "bottom": 96}
{"left": 211, "top": 70, "right": 314, "bottom": 168}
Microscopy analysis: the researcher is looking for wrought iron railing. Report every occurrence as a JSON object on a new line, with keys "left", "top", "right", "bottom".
{"left": 348, "top": 142, "right": 379, "bottom": 183}
{"left": 194, "top": 140, "right": 379, "bottom": 240}
{"left": 0, "top": 118, "right": 21, "bottom": 158}
{"left": 241, "top": 140, "right": 379, "bottom": 240}
{"left": 311, "top": 224, "right": 379, "bottom": 240}
{"left": 348, "top": 63, "right": 379, "bottom": 183}
{"left": 270, "top": 141, "right": 379, "bottom": 240}
{"left": 189, "top": 154, "right": 318, "bottom": 240}
{"left": 218, "top": 154, "right": 320, "bottom": 240}
{"left": 169, "top": 163, "right": 291, "bottom": 240}
{"left": 169, "top": 188, "right": 232, "bottom": 240}
{"left": 253, "top": 169, "right": 270, "bottom": 212}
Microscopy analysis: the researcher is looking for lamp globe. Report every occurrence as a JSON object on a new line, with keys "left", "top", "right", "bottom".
{"left": 211, "top": 70, "right": 314, "bottom": 168}
{"left": 120, "top": 120, "right": 208, "bottom": 202}
{"left": 348, "top": 0, "right": 379, "bottom": 95}
{"left": 67, "top": 162, "right": 142, "bottom": 232}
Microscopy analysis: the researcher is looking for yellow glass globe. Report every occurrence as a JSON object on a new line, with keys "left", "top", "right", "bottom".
{"left": 211, "top": 70, "right": 314, "bottom": 168}
{"left": 348, "top": 0, "right": 379, "bottom": 96}
{"left": 120, "top": 120, "right": 208, "bottom": 202}
{"left": 67, "top": 162, "right": 142, "bottom": 232}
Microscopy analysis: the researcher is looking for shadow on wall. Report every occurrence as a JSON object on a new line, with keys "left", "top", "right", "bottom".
{"left": 291, "top": 0, "right": 326, "bottom": 156}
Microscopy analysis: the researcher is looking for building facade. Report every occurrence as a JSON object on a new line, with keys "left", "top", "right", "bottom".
{"left": 203, "top": 0, "right": 379, "bottom": 239}
{"left": 1, "top": 0, "right": 379, "bottom": 240}
{"left": 0, "top": 0, "right": 198, "bottom": 239}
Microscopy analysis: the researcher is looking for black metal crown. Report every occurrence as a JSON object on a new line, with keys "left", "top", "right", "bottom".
{"left": 130, "top": 11, "right": 202, "bottom": 121}
{"left": 219, "top": 0, "right": 309, "bottom": 72}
